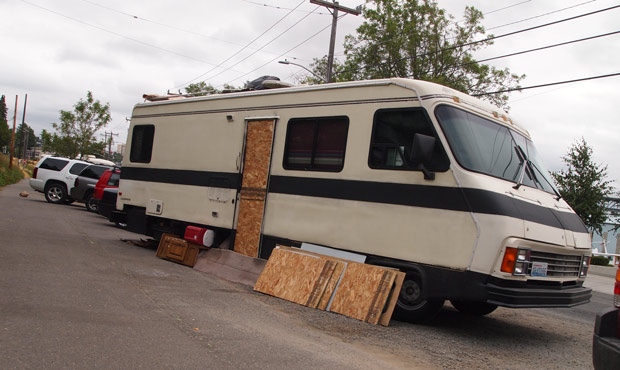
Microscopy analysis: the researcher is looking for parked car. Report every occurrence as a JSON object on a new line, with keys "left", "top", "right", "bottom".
{"left": 93, "top": 168, "right": 121, "bottom": 202}
{"left": 29, "top": 156, "right": 90, "bottom": 204}
{"left": 98, "top": 187, "right": 126, "bottom": 228}
{"left": 69, "top": 164, "right": 112, "bottom": 212}
{"left": 593, "top": 266, "right": 620, "bottom": 369}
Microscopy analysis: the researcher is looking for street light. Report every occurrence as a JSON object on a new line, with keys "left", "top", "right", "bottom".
{"left": 278, "top": 60, "right": 327, "bottom": 83}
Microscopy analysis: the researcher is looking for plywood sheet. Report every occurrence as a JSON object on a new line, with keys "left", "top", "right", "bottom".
{"left": 233, "top": 120, "right": 275, "bottom": 258}
{"left": 254, "top": 248, "right": 337, "bottom": 307}
{"left": 329, "top": 264, "right": 397, "bottom": 324}
{"left": 379, "top": 271, "right": 405, "bottom": 326}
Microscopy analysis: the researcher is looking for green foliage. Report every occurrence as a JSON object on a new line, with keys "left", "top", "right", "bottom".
{"left": 46, "top": 91, "right": 110, "bottom": 158}
{"left": 552, "top": 138, "right": 614, "bottom": 235}
{"left": 0, "top": 95, "right": 11, "bottom": 150}
{"left": 308, "top": 0, "right": 524, "bottom": 109}
{"left": 184, "top": 82, "right": 239, "bottom": 96}
{"left": 13, "top": 123, "right": 37, "bottom": 158}
{"left": 590, "top": 255, "right": 611, "bottom": 266}
{"left": 0, "top": 154, "right": 25, "bottom": 187}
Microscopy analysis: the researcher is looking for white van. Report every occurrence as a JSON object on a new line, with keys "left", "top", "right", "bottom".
{"left": 111, "top": 78, "right": 592, "bottom": 322}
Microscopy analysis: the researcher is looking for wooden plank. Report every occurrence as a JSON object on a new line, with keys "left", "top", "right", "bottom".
{"left": 254, "top": 248, "right": 335, "bottom": 307}
{"left": 378, "top": 271, "right": 405, "bottom": 326}
{"left": 327, "top": 263, "right": 397, "bottom": 325}
{"left": 234, "top": 120, "right": 275, "bottom": 258}
{"left": 317, "top": 261, "right": 346, "bottom": 311}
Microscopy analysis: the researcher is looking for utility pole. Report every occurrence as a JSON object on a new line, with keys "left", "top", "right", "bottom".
{"left": 8, "top": 95, "right": 17, "bottom": 170}
{"left": 21, "top": 94, "right": 28, "bottom": 162}
{"left": 310, "top": 0, "right": 360, "bottom": 83}
{"left": 103, "top": 131, "right": 118, "bottom": 160}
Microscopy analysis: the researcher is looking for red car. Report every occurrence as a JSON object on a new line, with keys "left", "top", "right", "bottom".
{"left": 93, "top": 168, "right": 120, "bottom": 201}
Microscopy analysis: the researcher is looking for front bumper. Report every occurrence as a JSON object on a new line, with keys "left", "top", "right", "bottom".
{"left": 486, "top": 277, "right": 591, "bottom": 307}
{"left": 593, "top": 307, "right": 620, "bottom": 369}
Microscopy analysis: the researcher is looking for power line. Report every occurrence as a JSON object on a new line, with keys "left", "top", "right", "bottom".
{"left": 222, "top": 13, "right": 347, "bottom": 87}
{"left": 454, "top": 29, "right": 620, "bottom": 70}
{"left": 336, "top": 3, "right": 620, "bottom": 77}
{"left": 196, "top": 5, "right": 320, "bottom": 85}
{"left": 486, "top": 0, "right": 597, "bottom": 31}
{"left": 241, "top": 0, "right": 330, "bottom": 15}
{"left": 474, "top": 71, "right": 620, "bottom": 96}
{"left": 176, "top": 0, "right": 306, "bottom": 88}
{"left": 20, "top": 0, "right": 240, "bottom": 70}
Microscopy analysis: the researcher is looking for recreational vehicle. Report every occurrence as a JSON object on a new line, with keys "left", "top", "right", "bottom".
{"left": 112, "top": 78, "right": 592, "bottom": 322}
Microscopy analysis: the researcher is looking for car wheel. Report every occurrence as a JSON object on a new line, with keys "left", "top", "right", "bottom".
{"left": 85, "top": 193, "right": 99, "bottom": 212}
{"left": 450, "top": 300, "right": 498, "bottom": 316}
{"left": 393, "top": 272, "right": 444, "bottom": 323}
{"left": 44, "top": 183, "right": 67, "bottom": 204}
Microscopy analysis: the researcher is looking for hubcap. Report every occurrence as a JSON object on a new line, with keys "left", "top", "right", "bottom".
{"left": 400, "top": 279, "right": 422, "bottom": 305}
{"left": 48, "top": 187, "right": 62, "bottom": 200}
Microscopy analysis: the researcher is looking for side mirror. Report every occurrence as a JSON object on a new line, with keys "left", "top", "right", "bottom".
{"left": 410, "top": 133, "right": 436, "bottom": 180}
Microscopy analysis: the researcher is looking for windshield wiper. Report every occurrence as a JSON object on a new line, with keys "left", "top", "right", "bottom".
{"left": 513, "top": 145, "right": 527, "bottom": 190}
{"left": 529, "top": 161, "right": 563, "bottom": 201}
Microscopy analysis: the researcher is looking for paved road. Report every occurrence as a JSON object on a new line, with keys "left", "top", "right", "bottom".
{"left": 0, "top": 180, "right": 410, "bottom": 370}
{"left": 0, "top": 179, "right": 610, "bottom": 369}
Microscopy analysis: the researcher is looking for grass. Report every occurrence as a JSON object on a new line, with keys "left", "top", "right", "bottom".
{"left": 0, "top": 154, "right": 26, "bottom": 188}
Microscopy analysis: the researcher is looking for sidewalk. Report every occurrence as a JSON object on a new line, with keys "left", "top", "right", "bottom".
{"left": 585, "top": 265, "right": 618, "bottom": 295}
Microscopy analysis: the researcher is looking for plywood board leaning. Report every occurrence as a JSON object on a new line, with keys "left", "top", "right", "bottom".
{"left": 328, "top": 263, "right": 397, "bottom": 325}
{"left": 254, "top": 248, "right": 337, "bottom": 307}
{"left": 234, "top": 119, "right": 275, "bottom": 258}
{"left": 378, "top": 271, "right": 405, "bottom": 326}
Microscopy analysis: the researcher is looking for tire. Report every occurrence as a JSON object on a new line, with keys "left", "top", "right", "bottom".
{"left": 393, "top": 272, "right": 444, "bottom": 323}
{"left": 450, "top": 300, "right": 498, "bottom": 316}
{"left": 85, "top": 193, "right": 98, "bottom": 212}
{"left": 44, "top": 183, "right": 67, "bottom": 204}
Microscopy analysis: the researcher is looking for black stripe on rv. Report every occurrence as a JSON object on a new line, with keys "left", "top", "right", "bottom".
{"left": 121, "top": 167, "right": 240, "bottom": 188}
{"left": 120, "top": 168, "right": 587, "bottom": 233}
{"left": 268, "top": 175, "right": 587, "bottom": 233}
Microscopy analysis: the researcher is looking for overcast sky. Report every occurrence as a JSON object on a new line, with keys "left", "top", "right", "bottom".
{"left": 1, "top": 0, "right": 618, "bottom": 190}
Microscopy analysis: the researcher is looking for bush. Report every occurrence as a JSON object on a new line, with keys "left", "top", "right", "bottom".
{"left": 591, "top": 255, "right": 611, "bottom": 266}
{"left": 0, "top": 154, "right": 25, "bottom": 187}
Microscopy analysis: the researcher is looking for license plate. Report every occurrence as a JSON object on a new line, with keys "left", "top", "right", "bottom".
{"left": 531, "top": 262, "right": 548, "bottom": 277}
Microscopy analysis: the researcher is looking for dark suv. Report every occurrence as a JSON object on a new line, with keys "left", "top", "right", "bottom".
{"left": 70, "top": 164, "right": 112, "bottom": 212}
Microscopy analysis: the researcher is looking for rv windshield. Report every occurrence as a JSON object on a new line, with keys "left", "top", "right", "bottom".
{"left": 435, "top": 105, "right": 557, "bottom": 194}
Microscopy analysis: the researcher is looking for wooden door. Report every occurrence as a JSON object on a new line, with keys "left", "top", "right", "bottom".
{"left": 233, "top": 119, "right": 276, "bottom": 257}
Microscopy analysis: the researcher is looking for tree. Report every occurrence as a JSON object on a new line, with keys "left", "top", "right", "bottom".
{"left": 309, "top": 0, "right": 524, "bottom": 108}
{"left": 552, "top": 138, "right": 615, "bottom": 235}
{"left": 0, "top": 95, "right": 10, "bottom": 152}
{"left": 184, "top": 82, "right": 238, "bottom": 96}
{"left": 47, "top": 91, "right": 110, "bottom": 158}
{"left": 13, "top": 122, "right": 36, "bottom": 158}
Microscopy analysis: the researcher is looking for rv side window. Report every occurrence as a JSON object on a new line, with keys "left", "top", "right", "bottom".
{"left": 369, "top": 108, "right": 449, "bottom": 171}
{"left": 130, "top": 125, "right": 155, "bottom": 163}
{"left": 283, "top": 116, "right": 348, "bottom": 172}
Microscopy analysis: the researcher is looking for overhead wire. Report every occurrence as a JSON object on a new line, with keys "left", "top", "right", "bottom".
{"left": 19, "top": 0, "right": 239, "bottom": 69}
{"left": 334, "top": 3, "right": 620, "bottom": 77}
{"left": 474, "top": 71, "right": 620, "bottom": 96}
{"left": 222, "top": 13, "right": 348, "bottom": 87}
{"left": 486, "top": 0, "right": 598, "bottom": 31}
{"left": 176, "top": 0, "right": 307, "bottom": 88}
{"left": 191, "top": 5, "right": 321, "bottom": 85}
{"left": 240, "top": 0, "right": 330, "bottom": 15}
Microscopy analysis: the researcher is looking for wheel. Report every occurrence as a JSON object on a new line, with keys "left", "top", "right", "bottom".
{"left": 44, "top": 183, "right": 67, "bottom": 204}
{"left": 450, "top": 300, "right": 498, "bottom": 316}
{"left": 393, "top": 272, "right": 444, "bottom": 323}
{"left": 85, "top": 193, "right": 98, "bottom": 212}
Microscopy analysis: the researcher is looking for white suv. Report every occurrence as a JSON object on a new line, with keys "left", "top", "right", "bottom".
{"left": 29, "top": 156, "right": 90, "bottom": 204}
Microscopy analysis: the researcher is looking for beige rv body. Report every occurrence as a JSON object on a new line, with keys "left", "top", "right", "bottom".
{"left": 117, "top": 78, "right": 591, "bottom": 309}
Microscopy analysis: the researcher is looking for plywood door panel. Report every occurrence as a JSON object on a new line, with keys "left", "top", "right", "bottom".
{"left": 234, "top": 120, "right": 275, "bottom": 257}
